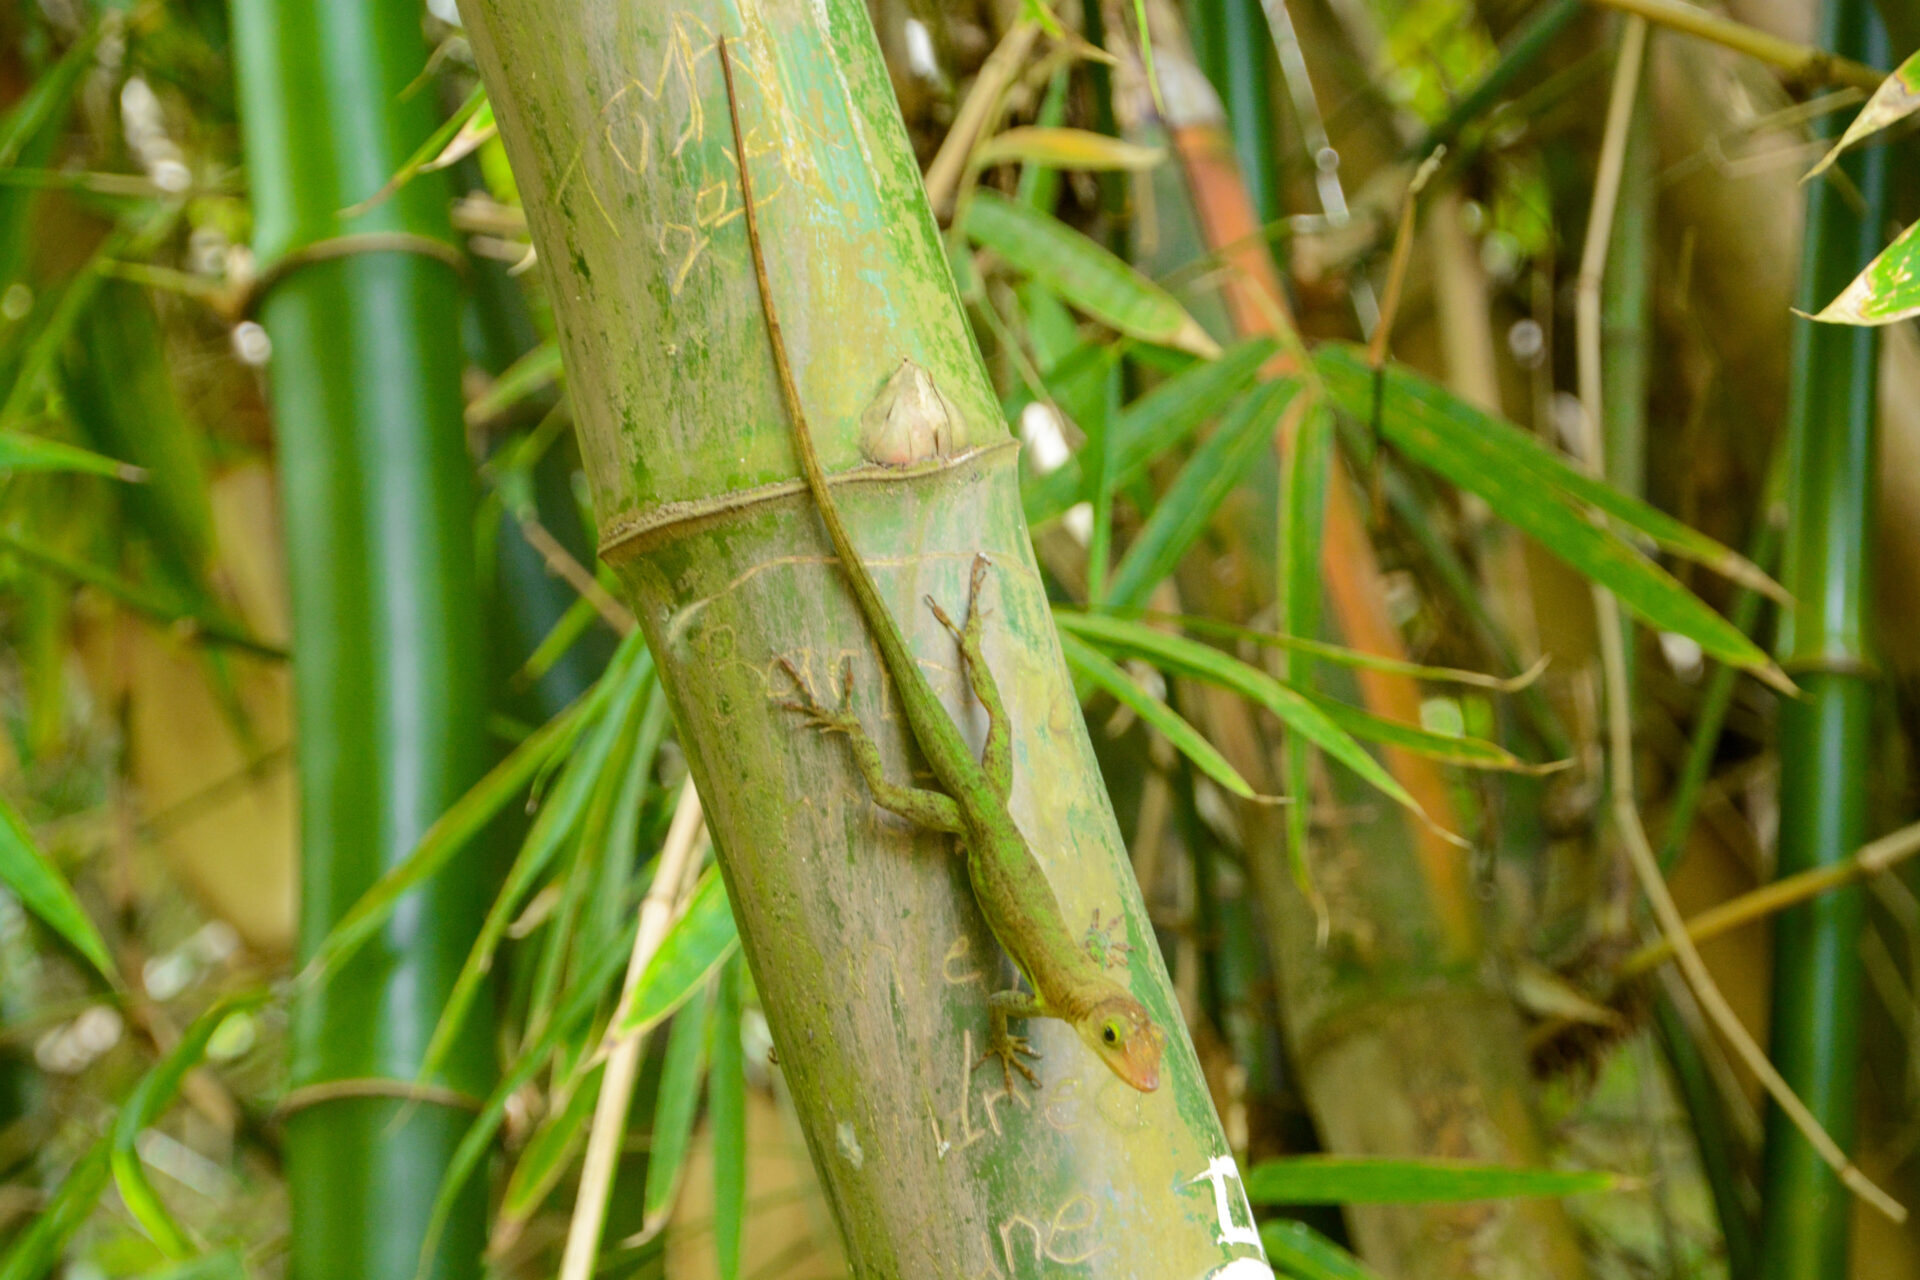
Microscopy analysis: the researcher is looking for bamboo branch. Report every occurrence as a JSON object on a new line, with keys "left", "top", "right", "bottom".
{"left": 1585, "top": 0, "right": 1883, "bottom": 91}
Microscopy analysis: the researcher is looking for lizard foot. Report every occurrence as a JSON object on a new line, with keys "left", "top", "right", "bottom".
{"left": 926, "top": 553, "right": 992, "bottom": 645}
{"left": 774, "top": 656, "right": 862, "bottom": 736}
{"left": 974, "top": 1030, "right": 1042, "bottom": 1097}
{"left": 1082, "top": 908, "right": 1133, "bottom": 971}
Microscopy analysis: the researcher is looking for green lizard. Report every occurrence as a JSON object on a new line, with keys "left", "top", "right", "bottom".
{"left": 719, "top": 38, "right": 1163, "bottom": 1096}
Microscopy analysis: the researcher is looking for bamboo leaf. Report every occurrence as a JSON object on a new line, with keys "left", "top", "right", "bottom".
{"left": 1024, "top": 337, "right": 1275, "bottom": 525}
{"left": 615, "top": 866, "right": 741, "bottom": 1037}
{"left": 465, "top": 339, "right": 563, "bottom": 426}
{"left": 1054, "top": 612, "right": 1447, "bottom": 836}
{"left": 642, "top": 979, "right": 714, "bottom": 1231}
{"left": 964, "top": 189, "right": 1220, "bottom": 357}
{"left": 711, "top": 957, "right": 746, "bottom": 1280}
{"left": 1804, "top": 48, "right": 1920, "bottom": 181}
{"left": 113, "top": 994, "right": 270, "bottom": 1259}
{"left": 343, "top": 82, "right": 491, "bottom": 216}
{"left": 1807, "top": 217, "right": 1920, "bottom": 326}
{"left": 300, "top": 637, "right": 635, "bottom": 987}
{"left": 0, "top": 794, "right": 115, "bottom": 983}
{"left": 1061, "top": 631, "right": 1266, "bottom": 800}
{"left": 0, "top": 1143, "right": 111, "bottom": 1280}
{"left": 1305, "top": 693, "right": 1540, "bottom": 773}
{"left": 499, "top": 1064, "right": 602, "bottom": 1223}
{"left": 1261, "top": 1220, "right": 1384, "bottom": 1280}
{"left": 1280, "top": 396, "right": 1334, "bottom": 902}
{"left": 418, "top": 917, "right": 637, "bottom": 1279}
{"left": 1107, "top": 378, "right": 1296, "bottom": 610}
{"left": 1245, "top": 1156, "right": 1621, "bottom": 1205}
{"left": 136, "top": 1253, "right": 247, "bottom": 1280}
{"left": 417, "top": 642, "right": 655, "bottom": 1082}
{"left": 0, "top": 430, "right": 142, "bottom": 480}
{"left": 1316, "top": 346, "right": 1789, "bottom": 690}
{"left": 972, "top": 126, "right": 1165, "bottom": 172}
{"left": 0, "top": 15, "right": 110, "bottom": 169}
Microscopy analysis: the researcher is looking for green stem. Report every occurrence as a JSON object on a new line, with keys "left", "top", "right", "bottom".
{"left": 1758, "top": 0, "right": 1889, "bottom": 1272}
{"left": 230, "top": 2, "right": 497, "bottom": 1275}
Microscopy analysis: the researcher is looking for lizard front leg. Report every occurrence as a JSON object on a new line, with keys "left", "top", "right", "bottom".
{"left": 925, "top": 555, "right": 1013, "bottom": 803}
{"left": 974, "top": 986, "right": 1048, "bottom": 1096}
{"left": 774, "top": 656, "right": 964, "bottom": 833}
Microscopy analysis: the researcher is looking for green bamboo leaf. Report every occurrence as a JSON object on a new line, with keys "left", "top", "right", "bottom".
{"left": 0, "top": 430, "right": 142, "bottom": 480}
{"left": 0, "top": 1142, "right": 111, "bottom": 1280}
{"left": 0, "top": 794, "right": 115, "bottom": 983}
{"left": 1807, "top": 217, "right": 1920, "bottom": 326}
{"left": 1060, "top": 632, "right": 1267, "bottom": 801}
{"left": 465, "top": 339, "right": 563, "bottom": 426}
{"left": 1279, "top": 396, "right": 1334, "bottom": 903}
{"left": 1321, "top": 345, "right": 1785, "bottom": 604}
{"left": 113, "top": 994, "right": 270, "bottom": 1259}
{"left": 1316, "top": 346, "right": 1789, "bottom": 690}
{"left": 300, "top": 635, "right": 636, "bottom": 987}
{"left": 615, "top": 865, "right": 741, "bottom": 1037}
{"left": 417, "top": 642, "right": 655, "bottom": 1082}
{"left": 711, "top": 957, "right": 746, "bottom": 1280}
{"left": 1305, "top": 693, "right": 1540, "bottom": 773}
{"left": 972, "top": 126, "right": 1165, "bottom": 172}
{"left": 343, "top": 82, "right": 491, "bottom": 217}
{"left": 1245, "top": 1156, "right": 1621, "bottom": 1205}
{"left": 1804, "top": 48, "right": 1920, "bottom": 181}
{"left": 1161, "top": 613, "right": 1545, "bottom": 692}
{"left": 1024, "top": 337, "right": 1275, "bottom": 525}
{"left": 499, "top": 1063, "right": 602, "bottom": 1222}
{"left": 1107, "top": 379, "right": 1296, "bottom": 610}
{"left": 417, "top": 918, "right": 637, "bottom": 1280}
{"left": 1261, "top": 1220, "right": 1384, "bottom": 1280}
{"left": 0, "top": 15, "right": 110, "bottom": 169}
{"left": 1054, "top": 612, "right": 1447, "bottom": 837}
{"left": 965, "top": 189, "right": 1221, "bottom": 357}
{"left": 641, "top": 978, "right": 714, "bottom": 1232}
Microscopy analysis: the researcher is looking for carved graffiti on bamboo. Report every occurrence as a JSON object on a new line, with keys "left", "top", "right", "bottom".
{"left": 554, "top": 18, "right": 843, "bottom": 293}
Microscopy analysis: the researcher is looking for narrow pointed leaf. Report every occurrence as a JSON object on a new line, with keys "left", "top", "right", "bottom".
{"left": 965, "top": 189, "right": 1220, "bottom": 357}
{"left": 1808, "top": 217, "right": 1920, "bottom": 326}
{"left": 0, "top": 430, "right": 141, "bottom": 480}
{"left": 418, "top": 918, "right": 637, "bottom": 1279}
{"left": 615, "top": 866, "right": 741, "bottom": 1037}
{"left": 642, "top": 979, "right": 714, "bottom": 1231}
{"left": 1054, "top": 612, "right": 1441, "bottom": 833}
{"left": 972, "top": 126, "right": 1165, "bottom": 172}
{"left": 301, "top": 638, "right": 634, "bottom": 986}
{"left": 1107, "top": 378, "right": 1296, "bottom": 610}
{"left": 1316, "top": 346, "right": 1787, "bottom": 689}
{"left": 711, "top": 958, "right": 746, "bottom": 1280}
{"left": 1024, "top": 337, "right": 1275, "bottom": 525}
{"left": 1261, "top": 1220, "right": 1384, "bottom": 1280}
{"left": 1305, "top": 694, "right": 1535, "bottom": 772}
{"left": 1061, "top": 631, "right": 1265, "bottom": 800}
{"left": 1245, "top": 1156, "right": 1621, "bottom": 1204}
{"left": 499, "top": 1064, "right": 603, "bottom": 1222}
{"left": 0, "top": 794, "right": 115, "bottom": 983}
{"left": 113, "top": 994, "right": 270, "bottom": 1259}
{"left": 0, "top": 1143, "right": 111, "bottom": 1280}
{"left": 1804, "top": 49, "right": 1920, "bottom": 181}
{"left": 417, "top": 642, "right": 654, "bottom": 1082}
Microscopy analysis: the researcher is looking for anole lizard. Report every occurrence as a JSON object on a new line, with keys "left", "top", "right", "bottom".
{"left": 719, "top": 38, "right": 1163, "bottom": 1095}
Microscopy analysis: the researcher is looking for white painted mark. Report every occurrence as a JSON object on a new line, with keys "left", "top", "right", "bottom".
{"left": 1188, "top": 1154, "right": 1262, "bottom": 1249}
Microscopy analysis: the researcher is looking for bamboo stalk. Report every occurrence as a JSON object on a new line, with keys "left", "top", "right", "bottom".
{"left": 1585, "top": 0, "right": 1882, "bottom": 90}
{"left": 1759, "top": 0, "right": 1893, "bottom": 1267}
{"left": 229, "top": 1, "right": 497, "bottom": 1274}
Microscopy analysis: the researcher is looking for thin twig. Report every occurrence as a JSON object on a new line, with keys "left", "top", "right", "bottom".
{"left": 1575, "top": 18, "right": 1905, "bottom": 1225}
{"left": 1584, "top": 0, "right": 1882, "bottom": 91}
{"left": 517, "top": 515, "right": 637, "bottom": 636}
{"left": 1621, "top": 819, "right": 1920, "bottom": 979}
{"left": 923, "top": 19, "right": 1041, "bottom": 216}
{"left": 558, "top": 781, "right": 709, "bottom": 1280}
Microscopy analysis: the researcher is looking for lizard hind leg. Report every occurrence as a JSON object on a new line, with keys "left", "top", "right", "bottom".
{"left": 925, "top": 555, "right": 1014, "bottom": 802}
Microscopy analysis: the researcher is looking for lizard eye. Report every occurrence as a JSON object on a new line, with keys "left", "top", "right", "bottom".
{"left": 1102, "top": 1021, "right": 1121, "bottom": 1046}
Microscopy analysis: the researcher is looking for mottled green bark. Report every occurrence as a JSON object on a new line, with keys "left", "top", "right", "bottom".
{"left": 458, "top": 2, "right": 1269, "bottom": 1276}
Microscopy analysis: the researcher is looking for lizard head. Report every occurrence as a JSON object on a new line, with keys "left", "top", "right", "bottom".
{"left": 1076, "top": 993, "right": 1165, "bottom": 1092}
